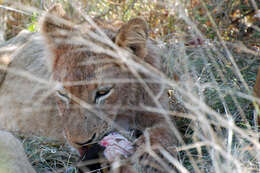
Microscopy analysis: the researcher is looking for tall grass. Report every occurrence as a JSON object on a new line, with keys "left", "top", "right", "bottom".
{"left": 0, "top": 0, "right": 259, "bottom": 172}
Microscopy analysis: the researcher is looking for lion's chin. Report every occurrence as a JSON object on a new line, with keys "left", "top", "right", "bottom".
{"left": 78, "top": 145, "right": 88, "bottom": 159}
{"left": 77, "top": 143, "right": 106, "bottom": 172}
{"left": 78, "top": 144, "right": 105, "bottom": 160}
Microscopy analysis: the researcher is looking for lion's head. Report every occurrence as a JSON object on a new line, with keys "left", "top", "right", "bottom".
{"left": 41, "top": 4, "right": 168, "bottom": 155}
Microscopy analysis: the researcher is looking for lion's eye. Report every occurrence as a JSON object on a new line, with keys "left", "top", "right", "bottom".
{"left": 96, "top": 90, "right": 110, "bottom": 96}
{"left": 129, "top": 44, "right": 137, "bottom": 53}
{"left": 56, "top": 87, "right": 70, "bottom": 102}
{"left": 95, "top": 86, "right": 114, "bottom": 104}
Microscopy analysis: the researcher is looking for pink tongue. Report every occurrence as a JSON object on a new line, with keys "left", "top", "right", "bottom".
{"left": 100, "top": 140, "right": 109, "bottom": 147}
{"left": 99, "top": 132, "right": 134, "bottom": 162}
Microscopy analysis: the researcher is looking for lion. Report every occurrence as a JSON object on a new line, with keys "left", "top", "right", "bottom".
{"left": 0, "top": 29, "right": 65, "bottom": 141}
{"left": 0, "top": 3, "right": 179, "bottom": 172}
{"left": 0, "top": 130, "right": 36, "bottom": 173}
{"left": 41, "top": 4, "right": 179, "bottom": 172}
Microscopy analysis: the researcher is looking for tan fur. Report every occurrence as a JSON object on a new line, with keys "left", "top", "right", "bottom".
{"left": 42, "top": 4, "right": 177, "bottom": 172}
{"left": 0, "top": 4, "right": 178, "bottom": 172}
{"left": 0, "top": 30, "right": 64, "bottom": 141}
{"left": 0, "top": 130, "right": 36, "bottom": 173}
{"left": 0, "top": 30, "right": 33, "bottom": 85}
{"left": 254, "top": 66, "right": 260, "bottom": 125}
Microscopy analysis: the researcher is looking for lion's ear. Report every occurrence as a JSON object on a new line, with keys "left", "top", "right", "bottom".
{"left": 41, "top": 3, "right": 74, "bottom": 69}
{"left": 115, "top": 17, "right": 148, "bottom": 58}
{"left": 41, "top": 3, "right": 72, "bottom": 41}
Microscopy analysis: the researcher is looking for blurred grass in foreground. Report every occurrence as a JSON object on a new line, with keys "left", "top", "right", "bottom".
{"left": 0, "top": 0, "right": 259, "bottom": 172}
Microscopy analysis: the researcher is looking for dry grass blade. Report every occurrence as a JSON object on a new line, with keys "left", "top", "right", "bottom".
{"left": 0, "top": 0, "right": 259, "bottom": 173}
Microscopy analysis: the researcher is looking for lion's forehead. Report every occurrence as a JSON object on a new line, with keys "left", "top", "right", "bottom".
{"left": 69, "top": 54, "right": 127, "bottom": 80}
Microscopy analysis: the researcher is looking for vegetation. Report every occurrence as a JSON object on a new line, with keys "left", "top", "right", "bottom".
{"left": 0, "top": 0, "right": 259, "bottom": 172}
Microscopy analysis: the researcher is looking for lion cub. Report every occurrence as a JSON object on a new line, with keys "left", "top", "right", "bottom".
{"left": 41, "top": 4, "right": 178, "bottom": 172}
{"left": 0, "top": 30, "right": 63, "bottom": 140}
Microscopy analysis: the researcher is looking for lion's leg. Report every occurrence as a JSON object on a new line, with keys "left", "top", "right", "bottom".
{"left": 130, "top": 126, "right": 178, "bottom": 173}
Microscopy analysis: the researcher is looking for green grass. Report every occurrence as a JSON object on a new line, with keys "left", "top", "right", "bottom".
{"left": 18, "top": 135, "right": 78, "bottom": 173}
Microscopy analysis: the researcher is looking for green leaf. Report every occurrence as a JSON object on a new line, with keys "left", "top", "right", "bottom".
{"left": 27, "top": 24, "right": 36, "bottom": 32}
